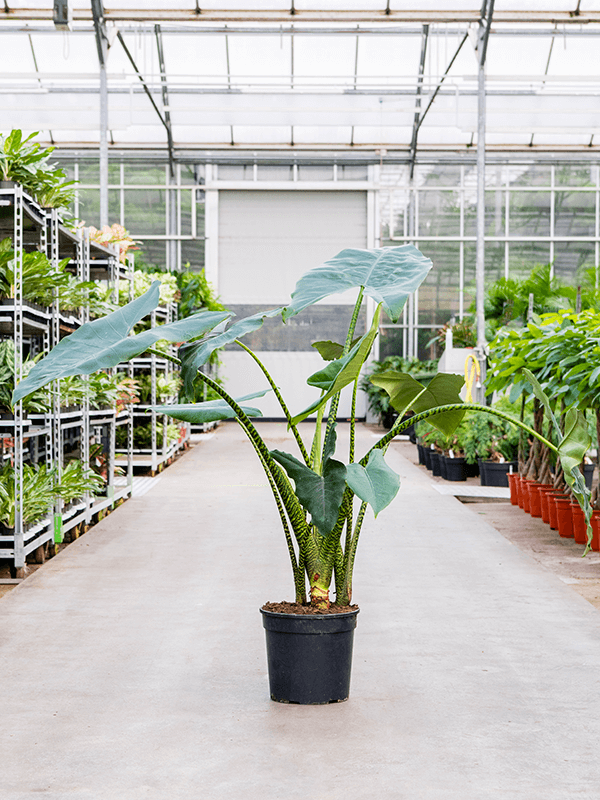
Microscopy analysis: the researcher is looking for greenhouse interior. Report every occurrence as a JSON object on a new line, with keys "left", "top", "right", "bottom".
{"left": 3, "top": 2, "right": 600, "bottom": 797}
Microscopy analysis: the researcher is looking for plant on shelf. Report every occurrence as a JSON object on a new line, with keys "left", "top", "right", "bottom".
{"left": 0, "top": 238, "right": 71, "bottom": 306}
{"left": 136, "top": 373, "right": 182, "bottom": 404}
{"left": 0, "top": 129, "right": 76, "bottom": 213}
{"left": 118, "top": 269, "right": 179, "bottom": 306}
{"left": 0, "top": 341, "right": 49, "bottom": 416}
{"left": 13, "top": 245, "right": 594, "bottom": 704}
{"left": 0, "top": 462, "right": 55, "bottom": 529}
{"left": 88, "top": 223, "right": 139, "bottom": 265}
{"left": 431, "top": 317, "right": 476, "bottom": 350}
{"left": 57, "top": 459, "right": 104, "bottom": 505}
{"left": 360, "top": 356, "right": 438, "bottom": 428}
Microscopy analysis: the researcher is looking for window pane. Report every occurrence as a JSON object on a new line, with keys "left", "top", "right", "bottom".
{"left": 77, "top": 188, "right": 119, "bottom": 228}
{"left": 510, "top": 165, "right": 551, "bottom": 188}
{"left": 418, "top": 191, "right": 460, "bottom": 237}
{"left": 124, "top": 189, "right": 166, "bottom": 235}
{"left": 553, "top": 241, "right": 595, "bottom": 284}
{"left": 135, "top": 241, "right": 167, "bottom": 271}
{"left": 124, "top": 164, "right": 166, "bottom": 185}
{"left": 257, "top": 165, "right": 293, "bottom": 181}
{"left": 416, "top": 164, "right": 462, "bottom": 188}
{"left": 418, "top": 242, "right": 460, "bottom": 326}
{"left": 180, "top": 165, "right": 205, "bottom": 185}
{"left": 298, "top": 165, "right": 333, "bottom": 181}
{"left": 508, "top": 242, "right": 551, "bottom": 280}
{"left": 181, "top": 240, "right": 205, "bottom": 272}
{"left": 179, "top": 189, "right": 192, "bottom": 236}
{"left": 338, "top": 165, "right": 368, "bottom": 181}
{"left": 509, "top": 191, "right": 551, "bottom": 237}
{"left": 555, "top": 191, "right": 596, "bottom": 238}
{"left": 555, "top": 165, "right": 596, "bottom": 187}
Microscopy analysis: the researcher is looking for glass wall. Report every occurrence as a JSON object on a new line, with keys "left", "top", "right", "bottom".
{"left": 379, "top": 162, "right": 600, "bottom": 359}
{"left": 60, "top": 161, "right": 206, "bottom": 272}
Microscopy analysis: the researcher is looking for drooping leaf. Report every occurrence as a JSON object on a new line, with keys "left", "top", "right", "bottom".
{"left": 311, "top": 338, "right": 361, "bottom": 361}
{"left": 153, "top": 390, "right": 270, "bottom": 424}
{"left": 370, "top": 371, "right": 465, "bottom": 435}
{"left": 270, "top": 448, "right": 347, "bottom": 536}
{"left": 13, "top": 282, "right": 230, "bottom": 404}
{"left": 292, "top": 306, "right": 382, "bottom": 425}
{"left": 283, "top": 245, "right": 432, "bottom": 324}
{"left": 179, "top": 307, "right": 284, "bottom": 394}
{"left": 558, "top": 408, "right": 594, "bottom": 551}
{"left": 346, "top": 450, "right": 400, "bottom": 516}
{"left": 521, "top": 367, "right": 561, "bottom": 439}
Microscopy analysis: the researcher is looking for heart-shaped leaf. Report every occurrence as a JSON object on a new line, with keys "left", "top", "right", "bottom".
{"left": 12, "top": 283, "right": 231, "bottom": 404}
{"left": 370, "top": 371, "right": 465, "bottom": 435}
{"left": 283, "top": 245, "right": 432, "bottom": 324}
{"left": 311, "top": 338, "right": 361, "bottom": 361}
{"left": 292, "top": 306, "right": 381, "bottom": 425}
{"left": 270, "top": 448, "right": 347, "bottom": 536}
{"left": 153, "top": 390, "right": 270, "bottom": 424}
{"left": 346, "top": 450, "right": 400, "bottom": 516}
{"left": 179, "top": 307, "right": 284, "bottom": 395}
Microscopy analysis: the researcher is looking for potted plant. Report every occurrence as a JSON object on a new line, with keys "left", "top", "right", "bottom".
{"left": 12, "top": 246, "right": 594, "bottom": 704}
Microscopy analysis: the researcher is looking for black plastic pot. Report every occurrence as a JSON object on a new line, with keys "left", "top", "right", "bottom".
{"left": 479, "top": 460, "right": 518, "bottom": 487}
{"left": 439, "top": 454, "right": 448, "bottom": 480}
{"left": 417, "top": 443, "right": 426, "bottom": 465}
{"left": 583, "top": 463, "right": 594, "bottom": 491}
{"left": 260, "top": 608, "right": 359, "bottom": 704}
{"left": 423, "top": 447, "right": 432, "bottom": 470}
{"left": 430, "top": 451, "right": 442, "bottom": 477}
{"left": 465, "top": 460, "right": 480, "bottom": 479}
{"left": 444, "top": 456, "right": 467, "bottom": 482}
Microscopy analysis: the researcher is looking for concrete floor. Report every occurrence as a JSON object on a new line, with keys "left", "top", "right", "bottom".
{"left": 2, "top": 422, "right": 600, "bottom": 799}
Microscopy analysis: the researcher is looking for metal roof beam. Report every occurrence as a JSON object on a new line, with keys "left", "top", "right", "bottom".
{"left": 3, "top": 9, "right": 600, "bottom": 23}
{"left": 408, "top": 24, "right": 429, "bottom": 180}
{"left": 155, "top": 23, "right": 175, "bottom": 177}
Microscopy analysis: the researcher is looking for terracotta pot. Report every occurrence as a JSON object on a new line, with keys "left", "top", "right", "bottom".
{"left": 521, "top": 479, "right": 531, "bottom": 513}
{"left": 538, "top": 486, "right": 553, "bottom": 524}
{"left": 528, "top": 482, "right": 543, "bottom": 518}
{"left": 571, "top": 502, "right": 588, "bottom": 545}
{"left": 546, "top": 492, "right": 565, "bottom": 530}
{"left": 555, "top": 497, "right": 574, "bottom": 538}
{"left": 591, "top": 512, "right": 600, "bottom": 552}
{"left": 507, "top": 472, "right": 519, "bottom": 505}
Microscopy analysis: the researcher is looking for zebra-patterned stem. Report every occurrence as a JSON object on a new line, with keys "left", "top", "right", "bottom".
{"left": 235, "top": 339, "right": 311, "bottom": 467}
{"left": 338, "top": 500, "right": 368, "bottom": 606}
{"left": 362, "top": 403, "right": 557, "bottom": 467}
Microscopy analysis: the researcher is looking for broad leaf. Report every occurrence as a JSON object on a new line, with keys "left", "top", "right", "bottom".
{"left": 283, "top": 245, "right": 432, "bottom": 324}
{"left": 370, "top": 371, "right": 465, "bottom": 435}
{"left": 521, "top": 367, "right": 561, "bottom": 439}
{"left": 179, "top": 307, "right": 284, "bottom": 395}
{"left": 292, "top": 306, "right": 382, "bottom": 425}
{"left": 558, "top": 408, "right": 593, "bottom": 550}
{"left": 153, "top": 390, "right": 270, "bottom": 424}
{"left": 346, "top": 450, "right": 400, "bottom": 516}
{"left": 13, "top": 282, "right": 230, "bottom": 404}
{"left": 270, "top": 447, "right": 347, "bottom": 536}
{"left": 311, "top": 338, "right": 361, "bottom": 361}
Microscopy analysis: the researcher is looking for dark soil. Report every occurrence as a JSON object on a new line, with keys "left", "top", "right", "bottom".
{"left": 262, "top": 601, "right": 359, "bottom": 615}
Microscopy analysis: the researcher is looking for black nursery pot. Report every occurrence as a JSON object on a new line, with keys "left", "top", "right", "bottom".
{"left": 423, "top": 447, "right": 433, "bottom": 470}
{"left": 417, "top": 443, "right": 426, "bottom": 465}
{"left": 430, "top": 451, "right": 442, "bottom": 477}
{"left": 444, "top": 456, "right": 467, "bottom": 482}
{"left": 260, "top": 608, "right": 359, "bottom": 704}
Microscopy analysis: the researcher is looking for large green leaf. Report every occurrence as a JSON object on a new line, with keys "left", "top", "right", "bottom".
{"left": 179, "top": 307, "right": 284, "bottom": 395}
{"left": 311, "top": 338, "right": 361, "bottom": 362}
{"left": 153, "top": 390, "right": 270, "bottom": 424}
{"left": 521, "top": 367, "right": 561, "bottom": 439}
{"left": 370, "top": 371, "right": 465, "bottom": 435}
{"left": 282, "top": 245, "right": 432, "bottom": 324}
{"left": 346, "top": 450, "right": 400, "bottom": 516}
{"left": 291, "top": 306, "right": 382, "bottom": 425}
{"left": 558, "top": 408, "right": 593, "bottom": 549}
{"left": 270, "top": 445, "right": 347, "bottom": 536}
{"left": 12, "top": 283, "right": 230, "bottom": 404}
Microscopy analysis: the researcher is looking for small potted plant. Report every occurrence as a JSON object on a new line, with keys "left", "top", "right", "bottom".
{"left": 13, "top": 246, "right": 594, "bottom": 704}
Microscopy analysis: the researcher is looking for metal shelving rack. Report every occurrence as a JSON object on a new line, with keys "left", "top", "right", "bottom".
{"left": 0, "top": 183, "right": 134, "bottom": 577}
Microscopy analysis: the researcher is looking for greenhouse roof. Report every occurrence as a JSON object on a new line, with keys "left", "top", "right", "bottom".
{"left": 1, "top": 2, "right": 600, "bottom": 155}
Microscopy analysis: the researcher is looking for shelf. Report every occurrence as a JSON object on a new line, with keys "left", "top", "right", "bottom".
{"left": 0, "top": 300, "right": 51, "bottom": 335}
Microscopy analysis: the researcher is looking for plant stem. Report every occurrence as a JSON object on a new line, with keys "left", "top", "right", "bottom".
{"left": 234, "top": 339, "right": 311, "bottom": 467}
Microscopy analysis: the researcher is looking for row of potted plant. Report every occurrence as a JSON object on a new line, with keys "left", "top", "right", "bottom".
{"left": 508, "top": 472, "right": 600, "bottom": 551}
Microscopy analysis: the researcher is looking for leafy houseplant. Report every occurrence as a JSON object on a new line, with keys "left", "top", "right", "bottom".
{"left": 12, "top": 246, "right": 595, "bottom": 703}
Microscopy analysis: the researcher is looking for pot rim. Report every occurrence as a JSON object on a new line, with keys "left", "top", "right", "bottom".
{"left": 260, "top": 607, "right": 360, "bottom": 620}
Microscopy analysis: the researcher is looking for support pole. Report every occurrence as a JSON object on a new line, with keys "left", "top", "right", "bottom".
{"left": 475, "top": 0, "right": 494, "bottom": 400}
{"left": 92, "top": 0, "right": 110, "bottom": 228}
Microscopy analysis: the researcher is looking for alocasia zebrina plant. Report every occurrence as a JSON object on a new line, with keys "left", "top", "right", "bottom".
{"left": 12, "top": 245, "right": 594, "bottom": 608}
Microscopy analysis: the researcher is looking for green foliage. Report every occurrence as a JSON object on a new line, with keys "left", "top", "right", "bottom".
{"left": 118, "top": 270, "right": 179, "bottom": 306}
{"left": 360, "top": 356, "right": 438, "bottom": 425}
{"left": 136, "top": 372, "right": 181, "bottom": 404}
{"left": 0, "top": 129, "right": 76, "bottom": 213}
{"left": 0, "top": 462, "right": 55, "bottom": 527}
{"left": 177, "top": 266, "right": 227, "bottom": 317}
{"left": 0, "top": 239, "right": 71, "bottom": 305}
{"left": 57, "top": 460, "right": 104, "bottom": 504}
{"left": 116, "top": 420, "right": 182, "bottom": 450}
{"left": 0, "top": 340, "right": 49, "bottom": 414}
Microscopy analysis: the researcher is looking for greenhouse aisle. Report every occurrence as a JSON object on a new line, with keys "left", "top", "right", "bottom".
{"left": 2, "top": 422, "right": 600, "bottom": 799}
